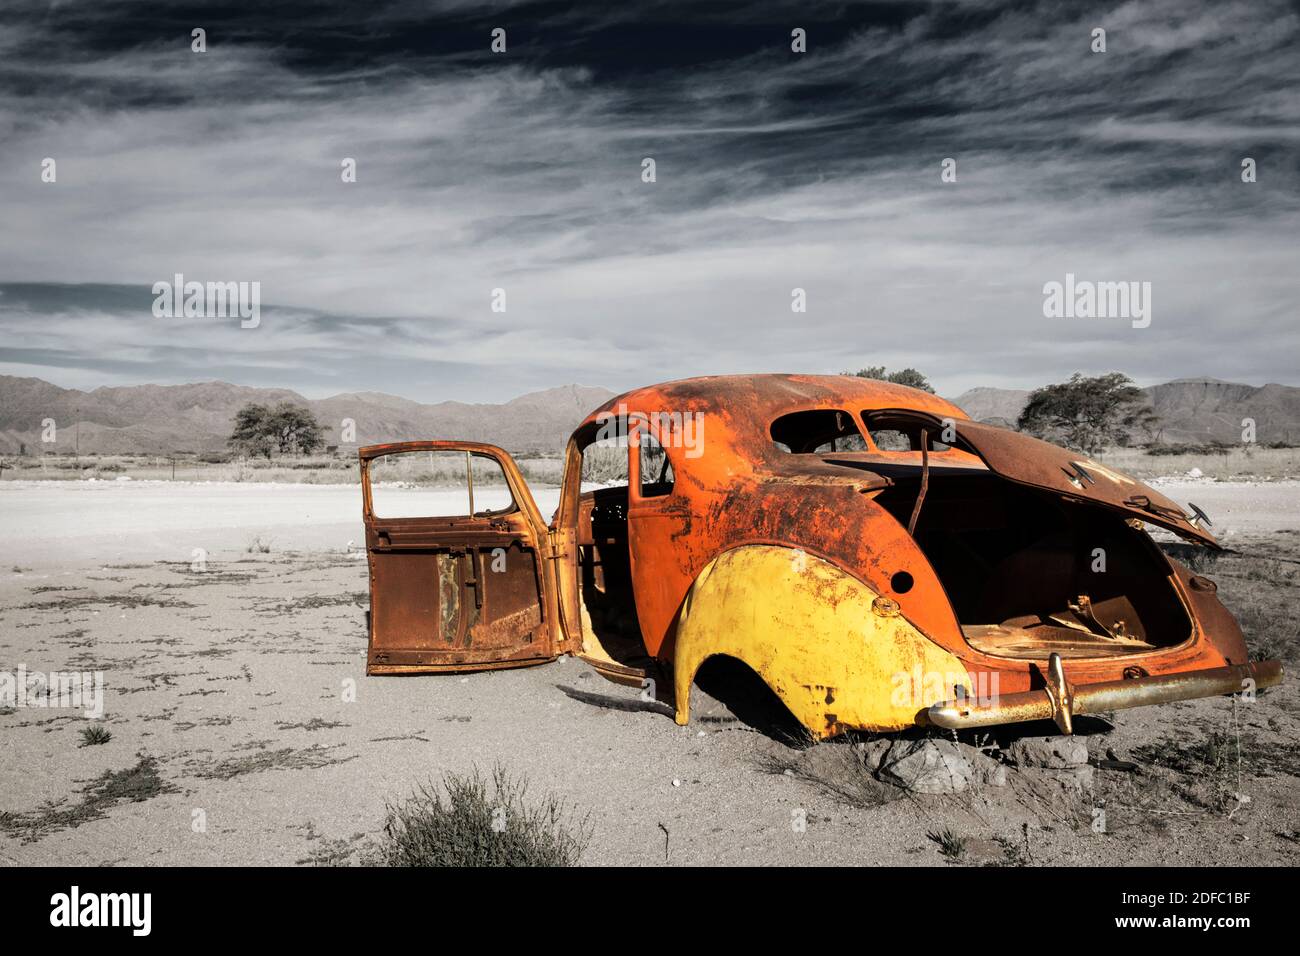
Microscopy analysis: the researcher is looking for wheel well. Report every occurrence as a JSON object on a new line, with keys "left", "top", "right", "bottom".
{"left": 690, "top": 654, "right": 807, "bottom": 743}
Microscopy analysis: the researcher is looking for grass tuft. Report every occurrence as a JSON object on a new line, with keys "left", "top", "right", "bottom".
{"left": 376, "top": 765, "right": 590, "bottom": 867}
{"left": 79, "top": 725, "right": 112, "bottom": 747}
{"left": 927, "top": 827, "right": 968, "bottom": 861}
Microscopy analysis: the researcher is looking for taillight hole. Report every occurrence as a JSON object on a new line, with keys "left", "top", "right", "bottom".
{"left": 890, "top": 571, "right": 914, "bottom": 594}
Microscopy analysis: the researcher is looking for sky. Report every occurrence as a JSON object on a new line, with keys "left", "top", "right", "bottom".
{"left": 0, "top": 0, "right": 1297, "bottom": 403}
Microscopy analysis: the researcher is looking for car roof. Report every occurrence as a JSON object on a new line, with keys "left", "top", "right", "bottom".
{"left": 578, "top": 373, "right": 968, "bottom": 436}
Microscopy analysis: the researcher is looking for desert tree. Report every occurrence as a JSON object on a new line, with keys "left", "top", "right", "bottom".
{"left": 267, "top": 402, "right": 324, "bottom": 455}
{"left": 846, "top": 365, "right": 936, "bottom": 394}
{"left": 228, "top": 403, "right": 275, "bottom": 459}
{"left": 228, "top": 401, "right": 324, "bottom": 458}
{"left": 1017, "top": 372, "right": 1157, "bottom": 455}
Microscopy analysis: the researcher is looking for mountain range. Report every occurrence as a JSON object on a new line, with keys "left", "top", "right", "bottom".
{"left": 1, "top": 375, "right": 1297, "bottom": 456}
{"left": 0, "top": 377, "right": 616, "bottom": 456}
{"left": 949, "top": 379, "right": 1300, "bottom": 444}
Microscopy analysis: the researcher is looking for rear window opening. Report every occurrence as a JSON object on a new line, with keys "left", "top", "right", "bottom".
{"left": 874, "top": 471, "right": 1193, "bottom": 660}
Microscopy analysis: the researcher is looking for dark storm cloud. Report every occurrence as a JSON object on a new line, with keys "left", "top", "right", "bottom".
{"left": 0, "top": 0, "right": 1297, "bottom": 400}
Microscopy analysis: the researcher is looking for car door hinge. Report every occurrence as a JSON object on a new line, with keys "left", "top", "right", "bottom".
{"left": 546, "top": 528, "right": 570, "bottom": 560}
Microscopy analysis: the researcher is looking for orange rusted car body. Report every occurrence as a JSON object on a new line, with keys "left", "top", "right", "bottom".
{"left": 359, "top": 374, "right": 1281, "bottom": 738}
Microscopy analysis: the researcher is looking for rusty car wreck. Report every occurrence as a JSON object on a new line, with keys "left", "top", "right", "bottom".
{"left": 358, "top": 374, "right": 1282, "bottom": 739}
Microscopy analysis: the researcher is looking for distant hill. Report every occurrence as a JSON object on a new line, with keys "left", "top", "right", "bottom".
{"left": 3, "top": 374, "right": 1297, "bottom": 457}
{"left": 946, "top": 386, "right": 1031, "bottom": 427}
{"left": 1141, "top": 379, "right": 1300, "bottom": 444}
{"left": 0, "top": 376, "right": 616, "bottom": 456}
{"left": 948, "top": 378, "right": 1300, "bottom": 444}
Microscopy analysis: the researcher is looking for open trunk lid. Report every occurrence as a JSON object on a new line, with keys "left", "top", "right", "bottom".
{"left": 886, "top": 413, "right": 1219, "bottom": 548}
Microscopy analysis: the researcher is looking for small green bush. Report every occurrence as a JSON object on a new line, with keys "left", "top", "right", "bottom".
{"left": 79, "top": 725, "right": 113, "bottom": 747}
{"left": 377, "top": 765, "right": 590, "bottom": 867}
{"left": 927, "top": 827, "right": 968, "bottom": 861}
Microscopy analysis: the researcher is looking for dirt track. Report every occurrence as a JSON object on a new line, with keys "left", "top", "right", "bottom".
{"left": 1, "top": 480, "right": 1297, "bottom": 866}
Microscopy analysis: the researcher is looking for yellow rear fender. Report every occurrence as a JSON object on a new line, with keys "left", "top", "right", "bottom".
{"left": 672, "top": 545, "right": 969, "bottom": 738}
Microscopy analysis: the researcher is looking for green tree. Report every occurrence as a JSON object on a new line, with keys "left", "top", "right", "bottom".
{"left": 228, "top": 401, "right": 324, "bottom": 458}
{"left": 846, "top": 365, "right": 936, "bottom": 393}
{"left": 267, "top": 402, "right": 325, "bottom": 455}
{"left": 1017, "top": 372, "right": 1156, "bottom": 454}
{"left": 228, "top": 403, "right": 275, "bottom": 459}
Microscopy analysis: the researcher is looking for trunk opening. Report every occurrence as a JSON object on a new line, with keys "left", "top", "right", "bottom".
{"left": 866, "top": 463, "right": 1194, "bottom": 660}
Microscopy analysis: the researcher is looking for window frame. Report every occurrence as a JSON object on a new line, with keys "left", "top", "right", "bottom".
{"left": 365, "top": 448, "right": 519, "bottom": 520}
{"left": 769, "top": 407, "right": 868, "bottom": 454}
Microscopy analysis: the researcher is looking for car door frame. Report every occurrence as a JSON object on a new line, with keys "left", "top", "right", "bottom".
{"left": 360, "top": 440, "right": 562, "bottom": 673}
{"left": 625, "top": 420, "right": 693, "bottom": 659}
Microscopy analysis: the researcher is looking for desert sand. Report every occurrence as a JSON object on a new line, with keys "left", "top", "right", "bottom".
{"left": 1, "top": 479, "right": 1297, "bottom": 866}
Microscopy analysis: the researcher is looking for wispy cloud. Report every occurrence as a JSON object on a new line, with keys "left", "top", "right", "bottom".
{"left": 1, "top": 0, "right": 1296, "bottom": 400}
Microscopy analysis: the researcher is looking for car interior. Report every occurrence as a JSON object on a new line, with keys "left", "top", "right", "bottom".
{"left": 770, "top": 408, "right": 1194, "bottom": 660}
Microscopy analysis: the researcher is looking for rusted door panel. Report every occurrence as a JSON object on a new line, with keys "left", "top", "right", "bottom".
{"left": 471, "top": 543, "right": 545, "bottom": 647}
{"left": 367, "top": 534, "right": 547, "bottom": 669}
{"left": 626, "top": 508, "right": 690, "bottom": 657}
{"left": 361, "top": 442, "right": 555, "bottom": 674}
{"left": 625, "top": 424, "right": 687, "bottom": 659}
{"left": 368, "top": 549, "right": 451, "bottom": 654}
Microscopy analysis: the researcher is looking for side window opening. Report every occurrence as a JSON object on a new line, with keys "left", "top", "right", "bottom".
{"left": 770, "top": 409, "right": 866, "bottom": 454}
{"left": 580, "top": 431, "right": 630, "bottom": 489}
{"left": 368, "top": 450, "right": 516, "bottom": 519}
{"left": 639, "top": 432, "right": 675, "bottom": 497}
{"left": 861, "top": 413, "right": 952, "bottom": 452}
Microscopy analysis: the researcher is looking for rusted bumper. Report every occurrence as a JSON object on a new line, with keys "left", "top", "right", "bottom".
{"left": 926, "top": 657, "right": 1283, "bottom": 734}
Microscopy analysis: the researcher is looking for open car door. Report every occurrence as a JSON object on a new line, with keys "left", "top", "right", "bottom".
{"left": 360, "top": 441, "right": 558, "bottom": 673}
{"left": 866, "top": 410, "right": 1219, "bottom": 547}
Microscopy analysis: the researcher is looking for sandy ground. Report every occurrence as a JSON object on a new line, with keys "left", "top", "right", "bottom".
{"left": 1, "top": 479, "right": 1297, "bottom": 866}
{"left": 0, "top": 480, "right": 531, "bottom": 565}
